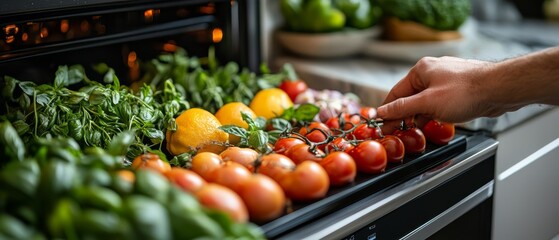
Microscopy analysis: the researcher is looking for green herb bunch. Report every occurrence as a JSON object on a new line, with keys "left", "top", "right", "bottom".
{"left": 141, "top": 47, "right": 286, "bottom": 114}
{"left": 1, "top": 64, "right": 189, "bottom": 160}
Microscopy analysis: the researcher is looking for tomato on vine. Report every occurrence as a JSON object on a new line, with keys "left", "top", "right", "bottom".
{"left": 394, "top": 123, "right": 426, "bottom": 155}
{"left": 283, "top": 143, "right": 324, "bottom": 164}
{"left": 320, "top": 151, "right": 357, "bottom": 186}
{"left": 348, "top": 140, "right": 387, "bottom": 174}
{"left": 422, "top": 120, "right": 455, "bottom": 145}
{"left": 351, "top": 123, "right": 383, "bottom": 140}
{"left": 377, "top": 135, "right": 405, "bottom": 163}
{"left": 280, "top": 161, "right": 330, "bottom": 201}
{"left": 325, "top": 137, "right": 354, "bottom": 153}
{"left": 273, "top": 137, "right": 305, "bottom": 154}
{"left": 279, "top": 79, "right": 308, "bottom": 102}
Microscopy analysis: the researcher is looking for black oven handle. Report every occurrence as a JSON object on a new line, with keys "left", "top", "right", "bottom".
{"left": 278, "top": 136, "right": 498, "bottom": 240}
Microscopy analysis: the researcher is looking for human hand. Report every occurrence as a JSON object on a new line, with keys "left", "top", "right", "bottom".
{"left": 377, "top": 56, "right": 505, "bottom": 132}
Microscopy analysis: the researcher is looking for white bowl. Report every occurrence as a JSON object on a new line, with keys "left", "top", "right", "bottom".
{"left": 363, "top": 38, "right": 466, "bottom": 62}
{"left": 276, "top": 27, "right": 381, "bottom": 58}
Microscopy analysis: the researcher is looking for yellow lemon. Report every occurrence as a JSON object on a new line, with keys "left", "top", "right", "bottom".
{"left": 215, "top": 102, "right": 256, "bottom": 145}
{"left": 166, "top": 108, "right": 229, "bottom": 155}
{"left": 215, "top": 102, "right": 256, "bottom": 129}
{"left": 249, "top": 88, "right": 293, "bottom": 120}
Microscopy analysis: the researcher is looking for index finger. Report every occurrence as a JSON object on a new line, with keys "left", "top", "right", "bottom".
{"left": 382, "top": 66, "right": 421, "bottom": 105}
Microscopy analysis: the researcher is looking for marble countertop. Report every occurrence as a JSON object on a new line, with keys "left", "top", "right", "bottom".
{"left": 274, "top": 20, "right": 556, "bottom": 133}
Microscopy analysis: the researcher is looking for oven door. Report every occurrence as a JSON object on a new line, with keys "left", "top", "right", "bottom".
{"left": 276, "top": 135, "right": 498, "bottom": 240}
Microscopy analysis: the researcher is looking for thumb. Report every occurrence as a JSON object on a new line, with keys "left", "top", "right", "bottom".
{"left": 377, "top": 94, "right": 427, "bottom": 120}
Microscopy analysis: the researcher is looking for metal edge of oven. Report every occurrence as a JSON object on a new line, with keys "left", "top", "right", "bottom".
{"left": 277, "top": 135, "right": 498, "bottom": 239}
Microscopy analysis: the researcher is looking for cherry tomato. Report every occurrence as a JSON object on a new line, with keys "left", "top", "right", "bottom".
{"left": 325, "top": 137, "right": 354, "bottom": 153}
{"left": 349, "top": 140, "right": 387, "bottom": 174}
{"left": 351, "top": 123, "right": 383, "bottom": 140}
{"left": 325, "top": 114, "right": 360, "bottom": 131}
{"left": 283, "top": 143, "right": 324, "bottom": 165}
{"left": 422, "top": 120, "right": 455, "bottom": 145}
{"left": 279, "top": 80, "right": 308, "bottom": 102}
{"left": 195, "top": 183, "right": 248, "bottom": 223}
{"left": 131, "top": 153, "right": 171, "bottom": 173}
{"left": 190, "top": 152, "right": 223, "bottom": 180}
{"left": 280, "top": 161, "right": 330, "bottom": 202}
{"left": 360, "top": 106, "right": 377, "bottom": 119}
{"left": 298, "top": 122, "right": 331, "bottom": 147}
{"left": 377, "top": 135, "right": 405, "bottom": 163}
{"left": 220, "top": 147, "right": 259, "bottom": 171}
{"left": 273, "top": 137, "right": 305, "bottom": 154}
{"left": 320, "top": 151, "right": 357, "bottom": 186}
{"left": 257, "top": 154, "right": 296, "bottom": 182}
{"left": 237, "top": 174, "right": 286, "bottom": 222}
{"left": 206, "top": 161, "right": 252, "bottom": 193}
{"left": 164, "top": 167, "right": 206, "bottom": 193}
{"left": 394, "top": 126, "right": 426, "bottom": 155}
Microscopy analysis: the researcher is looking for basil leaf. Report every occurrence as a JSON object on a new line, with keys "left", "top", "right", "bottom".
{"left": 219, "top": 125, "right": 247, "bottom": 138}
{"left": 0, "top": 121, "right": 26, "bottom": 162}
{"left": 293, "top": 103, "right": 320, "bottom": 122}
{"left": 2, "top": 76, "right": 18, "bottom": 100}
{"left": 54, "top": 65, "right": 68, "bottom": 88}
{"left": 248, "top": 130, "right": 269, "bottom": 153}
{"left": 18, "top": 81, "right": 36, "bottom": 96}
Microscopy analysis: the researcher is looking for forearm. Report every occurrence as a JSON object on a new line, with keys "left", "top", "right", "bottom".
{"left": 488, "top": 47, "right": 559, "bottom": 109}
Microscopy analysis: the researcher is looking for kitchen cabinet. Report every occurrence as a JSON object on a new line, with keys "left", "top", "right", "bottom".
{"left": 492, "top": 107, "right": 559, "bottom": 240}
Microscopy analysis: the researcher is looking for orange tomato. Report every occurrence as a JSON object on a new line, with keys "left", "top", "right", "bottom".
{"left": 195, "top": 183, "right": 249, "bottom": 223}
{"left": 190, "top": 152, "right": 223, "bottom": 180}
{"left": 131, "top": 153, "right": 171, "bottom": 173}
{"left": 219, "top": 147, "right": 259, "bottom": 172}
{"left": 206, "top": 161, "right": 252, "bottom": 193}
{"left": 237, "top": 174, "right": 286, "bottom": 223}
{"left": 164, "top": 167, "right": 206, "bottom": 193}
{"left": 257, "top": 153, "right": 296, "bottom": 183}
{"left": 280, "top": 161, "right": 329, "bottom": 202}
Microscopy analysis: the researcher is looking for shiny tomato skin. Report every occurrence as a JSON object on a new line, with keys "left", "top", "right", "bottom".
{"left": 422, "top": 120, "right": 455, "bottom": 145}
{"left": 273, "top": 137, "right": 305, "bottom": 154}
{"left": 237, "top": 174, "right": 286, "bottom": 223}
{"left": 206, "top": 161, "right": 252, "bottom": 193}
{"left": 349, "top": 140, "right": 387, "bottom": 174}
{"left": 352, "top": 124, "right": 383, "bottom": 140}
{"left": 257, "top": 154, "right": 296, "bottom": 182}
{"left": 163, "top": 167, "right": 207, "bottom": 193}
{"left": 299, "top": 122, "right": 331, "bottom": 145}
{"left": 320, "top": 152, "right": 357, "bottom": 186}
{"left": 190, "top": 152, "right": 223, "bottom": 180}
{"left": 280, "top": 161, "right": 329, "bottom": 202}
{"left": 377, "top": 135, "right": 405, "bottom": 163}
{"left": 283, "top": 143, "right": 324, "bottom": 165}
{"left": 394, "top": 127, "right": 426, "bottom": 155}
{"left": 219, "top": 147, "right": 259, "bottom": 172}
{"left": 279, "top": 80, "right": 308, "bottom": 102}
{"left": 195, "top": 183, "right": 248, "bottom": 223}
{"left": 325, "top": 137, "right": 354, "bottom": 153}
{"left": 359, "top": 107, "right": 377, "bottom": 119}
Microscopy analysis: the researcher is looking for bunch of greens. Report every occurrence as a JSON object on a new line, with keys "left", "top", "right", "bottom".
{"left": 1, "top": 64, "right": 188, "bottom": 160}
{"left": 139, "top": 47, "right": 286, "bottom": 114}
{"left": 377, "top": 0, "right": 471, "bottom": 31}
{"left": 280, "top": 0, "right": 381, "bottom": 33}
{"left": 0, "top": 122, "right": 264, "bottom": 240}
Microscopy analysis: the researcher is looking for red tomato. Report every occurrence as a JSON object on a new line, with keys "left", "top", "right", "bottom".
{"left": 257, "top": 154, "right": 296, "bottom": 182}
{"left": 206, "top": 161, "right": 252, "bottom": 192}
{"left": 280, "top": 161, "right": 330, "bottom": 201}
{"left": 349, "top": 140, "right": 387, "bottom": 174}
{"left": 299, "top": 122, "right": 331, "bottom": 145}
{"left": 359, "top": 106, "right": 377, "bottom": 119}
{"left": 195, "top": 183, "right": 249, "bottom": 223}
{"left": 325, "top": 137, "right": 354, "bottom": 153}
{"left": 377, "top": 135, "right": 405, "bottom": 163}
{"left": 163, "top": 167, "right": 207, "bottom": 193}
{"left": 422, "top": 120, "right": 455, "bottom": 145}
{"left": 351, "top": 123, "right": 383, "bottom": 140}
{"left": 237, "top": 174, "right": 286, "bottom": 222}
{"left": 283, "top": 143, "right": 324, "bottom": 165}
{"left": 320, "top": 152, "right": 357, "bottom": 186}
{"left": 394, "top": 126, "right": 426, "bottom": 155}
{"left": 190, "top": 152, "right": 223, "bottom": 180}
{"left": 279, "top": 80, "right": 308, "bottom": 102}
{"left": 220, "top": 147, "right": 259, "bottom": 171}
{"left": 273, "top": 137, "right": 305, "bottom": 154}
{"left": 325, "top": 114, "right": 360, "bottom": 131}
